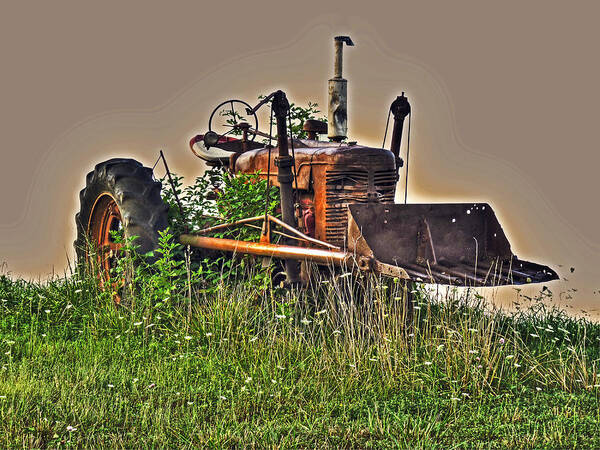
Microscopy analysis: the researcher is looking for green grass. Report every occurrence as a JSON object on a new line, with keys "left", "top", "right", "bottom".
{"left": 0, "top": 265, "right": 599, "bottom": 448}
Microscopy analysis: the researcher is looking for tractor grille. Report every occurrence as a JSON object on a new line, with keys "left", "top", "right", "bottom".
{"left": 325, "top": 168, "right": 397, "bottom": 247}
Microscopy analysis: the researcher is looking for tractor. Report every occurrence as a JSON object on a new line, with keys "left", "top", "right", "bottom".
{"left": 75, "top": 36, "right": 558, "bottom": 297}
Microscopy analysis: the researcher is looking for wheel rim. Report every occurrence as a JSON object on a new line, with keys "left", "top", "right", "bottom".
{"left": 87, "top": 193, "right": 124, "bottom": 297}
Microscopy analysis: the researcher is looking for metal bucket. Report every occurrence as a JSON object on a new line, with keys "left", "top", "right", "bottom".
{"left": 347, "top": 203, "right": 558, "bottom": 286}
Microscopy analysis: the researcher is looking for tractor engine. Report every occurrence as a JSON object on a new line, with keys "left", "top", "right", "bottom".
{"left": 233, "top": 143, "right": 398, "bottom": 248}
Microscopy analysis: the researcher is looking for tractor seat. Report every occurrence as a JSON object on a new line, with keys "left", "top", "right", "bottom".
{"left": 189, "top": 135, "right": 265, "bottom": 166}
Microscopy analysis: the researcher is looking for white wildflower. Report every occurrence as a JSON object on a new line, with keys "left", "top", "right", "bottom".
{"left": 249, "top": 336, "right": 258, "bottom": 342}
{"left": 65, "top": 304, "right": 73, "bottom": 310}
{"left": 133, "top": 321, "right": 142, "bottom": 326}
{"left": 206, "top": 332, "right": 213, "bottom": 337}
{"left": 468, "top": 350, "right": 479, "bottom": 354}
{"left": 107, "top": 384, "right": 114, "bottom": 388}
{"left": 514, "top": 363, "right": 521, "bottom": 368}
{"left": 505, "top": 354, "right": 515, "bottom": 360}
{"left": 219, "top": 395, "right": 227, "bottom": 400}
{"left": 184, "top": 335, "right": 192, "bottom": 340}
{"left": 300, "top": 318, "right": 311, "bottom": 325}
{"left": 275, "top": 314, "right": 286, "bottom": 320}
{"left": 530, "top": 333, "right": 539, "bottom": 338}
{"left": 187, "top": 401, "right": 194, "bottom": 405}
{"left": 316, "top": 309, "right": 327, "bottom": 315}
{"left": 424, "top": 361, "right": 433, "bottom": 366}
{"left": 271, "top": 379, "right": 277, "bottom": 384}
{"left": 44, "top": 309, "right": 50, "bottom": 314}
{"left": 66, "top": 425, "right": 77, "bottom": 432}
{"left": 74, "top": 289, "right": 82, "bottom": 294}
{"left": 245, "top": 377, "right": 252, "bottom": 383}
{"left": 332, "top": 330, "right": 342, "bottom": 335}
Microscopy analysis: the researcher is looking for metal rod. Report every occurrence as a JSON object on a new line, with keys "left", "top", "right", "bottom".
{"left": 193, "top": 214, "right": 336, "bottom": 249}
{"left": 159, "top": 149, "right": 187, "bottom": 232}
{"left": 179, "top": 234, "right": 351, "bottom": 266}
{"left": 268, "top": 215, "right": 340, "bottom": 250}
{"left": 196, "top": 215, "right": 264, "bottom": 235}
{"left": 272, "top": 90, "right": 301, "bottom": 283}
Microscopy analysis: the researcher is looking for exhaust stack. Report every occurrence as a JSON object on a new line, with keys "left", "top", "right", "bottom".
{"left": 328, "top": 36, "right": 354, "bottom": 142}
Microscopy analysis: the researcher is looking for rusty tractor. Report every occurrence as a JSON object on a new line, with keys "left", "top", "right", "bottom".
{"left": 75, "top": 36, "right": 558, "bottom": 295}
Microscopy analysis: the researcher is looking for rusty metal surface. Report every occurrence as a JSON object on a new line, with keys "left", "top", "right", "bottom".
{"left": 328, "top": 36, "right": 354, "bottom": 141}
{"left": 303, "top": 119, "right": 328, "bottom": 140}
{"left": 324, "top": 166, "right": 396, "bottom": 247}
{"left": 180, "top": 234, "right": 350, "bottom": 265}
{"left": 179, "top": 233, "right": 409, "bottom": 279}
{"left": 234, "top": 144, "right": 397, "bottom": 246}
{"left": 347, "top": 203, "right": 559, "bottom": 286}
{"left": 234, "top": 144, "right": 395, "bottom": 189}
{"left": 87, "top": 193, "right": 124, "bottom": 299}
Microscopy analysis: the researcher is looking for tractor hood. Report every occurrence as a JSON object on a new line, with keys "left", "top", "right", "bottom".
{"left": 233, "top": 142, "right": 396, "bottom": 190}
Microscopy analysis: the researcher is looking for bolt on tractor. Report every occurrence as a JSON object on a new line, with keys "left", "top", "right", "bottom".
{"left": 75, "top": 36, "right": 558, "bottom": 299}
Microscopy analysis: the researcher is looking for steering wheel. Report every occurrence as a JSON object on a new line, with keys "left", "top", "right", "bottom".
{"left": 208, "top": 99, "right": 259, "bottom": 142}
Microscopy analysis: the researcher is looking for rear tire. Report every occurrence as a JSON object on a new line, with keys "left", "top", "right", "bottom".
{"left": 74, "top": 158, "right": 168, "bottom": 281}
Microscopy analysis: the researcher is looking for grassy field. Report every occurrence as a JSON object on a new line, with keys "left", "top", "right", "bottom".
{"left": 0, "top": 254, "right": 598, "bottom": 449}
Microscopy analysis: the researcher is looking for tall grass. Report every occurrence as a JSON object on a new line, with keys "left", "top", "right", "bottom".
{"left": 0, "top": 254, "right": 598, "bottom": 447}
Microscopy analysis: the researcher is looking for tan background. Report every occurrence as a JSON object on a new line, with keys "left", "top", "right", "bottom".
{"left": 0, "top": 1, "right": 598, "bottom": 313}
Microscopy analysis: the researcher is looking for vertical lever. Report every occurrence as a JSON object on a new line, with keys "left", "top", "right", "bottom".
{"left": 272, "top": 90, "right": 301, "bottom": 284}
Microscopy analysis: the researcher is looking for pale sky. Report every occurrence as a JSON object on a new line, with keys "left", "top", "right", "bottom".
{"left": 0, "top": 0, "right": 598, "bottom": 314}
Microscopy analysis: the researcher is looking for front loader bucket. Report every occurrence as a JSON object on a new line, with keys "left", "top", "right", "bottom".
{"left": 347, "top": 203, "right": 558, "bottom": 286}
